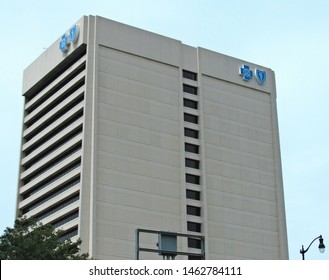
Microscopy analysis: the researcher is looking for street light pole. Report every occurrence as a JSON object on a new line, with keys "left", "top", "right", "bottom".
{"left": 300, "top": 235, "right": 325, "bottom": 260}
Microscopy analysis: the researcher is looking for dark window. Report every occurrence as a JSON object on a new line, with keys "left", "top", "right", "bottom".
{"left": 187, "top": 221, "right": 201, "bottom": 232}
{"left": 183, "top": 98, "right": 198, "bottom": 109}
{"left": 183, "top": 70, "right": 197, "bottom": 81}
{"left": 186, "top": 174, "right": 200, "bottom": 185}
{"left": 186, "top": 189, "right": 200, "bottom": 200}
{"left": 59, "top": 226, "right": 78, "bottom": 241}
{"left": 52, "top": 211, "right": 79, "bottom": 229}
{"left": 22, "top": 161, "right": 81, "bottom": 198}
{"left": 183, "top": 84, "right": 197, "bottom": 95}
{"left": 33, "top": 193, "right": 80, "bottom": 221}
{"left": 23, "top": 143, "right": 82, "bottom": 184}
{"left": 185, "top": 158, "right": 200, "bottom": 169}
{"left": 25, "top": 79, "right": 85, "bottom": 128}
{"left": 188, "top": 255, "right": 203, "bottom": 260}
{"left": 24, "top": 126, "right": 83, "bottom": 170}
{"left": 184, "top": 128, "right": 199, "bottom": 139}
{"left": 185, "top": 143, "right": 199, "bottom": 154}
{"left": 22, "top": 176, "right": 80, "bottom": 213}
{"left": 187, "top": 205, "right": 201, "bottom": 216}
{"left": 24, "top": 110, "right": 83, "bottom": 155}
{"left": 184, "top": 113, "right": 198, "bottom": 124}
{"left": 188, "top": 238, "right": 202, "bottom": 249}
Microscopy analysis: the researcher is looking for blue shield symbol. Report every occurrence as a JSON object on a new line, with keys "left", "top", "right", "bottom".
{"left": 255, "top": 69, "right": 266, "bottom": 85}
{"left": 70, "top": 24, "right": 80, "bottom": 44}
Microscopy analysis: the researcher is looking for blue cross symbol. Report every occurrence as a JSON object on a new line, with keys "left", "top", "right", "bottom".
{"left": 59, "top": 24, "right": 79, "bottom": 53}
{"left": 239, "top": 64, "right": 253, "bottom": 81}
{"left": 59, "top": 34, "right": 70, "bottom": 53}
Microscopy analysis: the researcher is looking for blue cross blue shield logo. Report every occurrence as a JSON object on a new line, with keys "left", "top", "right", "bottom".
{"left": 59, "top": 34, "right": 71, "bottom": 53}
{"left": 59, "top": 24, "right": 80, "bottom": 53}
{"left": 239, "top": 65, "right": 253, "bottom": 81}
{"left": 255, "top": 69, "right": 266, "bottom": 85}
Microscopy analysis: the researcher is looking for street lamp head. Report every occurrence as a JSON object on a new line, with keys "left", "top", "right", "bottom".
{"left": 300, "top": 234, "right": 326, "bottom": 260}
{"left": 318, "top": 235, "right": 325, "bottom": 254}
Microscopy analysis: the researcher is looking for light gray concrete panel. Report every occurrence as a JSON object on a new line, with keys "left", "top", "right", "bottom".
{"left": 205, "top": 158, "right": 275, "bottom": 187}
{"left": 206, "top": 173, "right": 276, "bottom": 202}
{"left": 205, "top": 145, "right": 275, "bottom": 172}
{"left": 97, "top": 135, "right": 180, "bottom": 167}
{"left": 206, "top": 190, "right": 277, "bottom": 216}
{"left": 203, "top": 99, "right": 272, "bottom": 130}
{"left": 97, "top": 168, "right": 181, "bottom": 198}
{"left": 98, "top": 87, "right": 179, "bottom": 122}
{"left": 96, "top": 184, "right": 181, "bottom": 214}
{"left": 207, "top": 236, "right": 280, "bottom": 260}
{"left": 207, "top": 221, "right": 279, "bottom": 247}
{"left": 99, "top": 46, "right": 178, "bottom": 77}
{"left": 98, "top": 73, "right": 178, "bottom": 106}
{"left": 97, "top": 151, "right": 181, "bottom": 183}
{"left": 204, "top": 129, "right": 274, "bottom": 158}
{"left": 97, "top": 16, "right": 181, "bottom": 67}
{"left": 207, "top": 204, "right": 278, "bottom": 231}
{"left": 98, "top": 118, "right": 180, "bottom": 151}
{"left": 204, "top": 115, "right": 273, "bottom": 144}
{"left": 181, "top": 44, "right": 198, "bottom": 71}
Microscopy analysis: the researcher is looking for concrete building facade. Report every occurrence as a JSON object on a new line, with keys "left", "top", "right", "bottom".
{"left": 17, "top": 15, "right": 288, "bottom": 259}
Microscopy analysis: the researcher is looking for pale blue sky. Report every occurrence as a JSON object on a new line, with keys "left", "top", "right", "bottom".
{"left": 0, "top": 0, "right": 328, "bottom": 260}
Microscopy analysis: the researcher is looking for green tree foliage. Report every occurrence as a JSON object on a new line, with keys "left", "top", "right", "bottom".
{"left": 0, "top": 216, "right": 89, "bottom": 260}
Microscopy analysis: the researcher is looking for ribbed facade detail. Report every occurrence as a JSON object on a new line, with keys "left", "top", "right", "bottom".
{"left": 17, "top": 47, "right": 87, "bottom": 240}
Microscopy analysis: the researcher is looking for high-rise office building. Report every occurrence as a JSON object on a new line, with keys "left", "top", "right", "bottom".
{"left": 16, "top": 15, "right": 288, "bottom": 259}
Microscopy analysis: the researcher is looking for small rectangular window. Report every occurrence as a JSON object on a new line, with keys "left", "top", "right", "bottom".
{"left": 183, "top": 84, "right": 197, "bottom": 95}
{"left": 185, "top": 143, "right": 199, "bottom": 154}
{"left": 184, "top": 128, "right": 199, "bottom": 139}
{"left": 184, "top": 113, "right": 198, "bottom": 124}
{"left": 187, "top": 205, "right": 201, "bottom": 216}
{"left": 188, "top": 255, "right": 203, "bottom": 260}
{"left": 186, "top": 174, "right": 200, "bottom": 185}
{"left": 188, "top": 238, "right": 202, "bottom": 249}
{"left": 185, "top": 158, "right": 200, "bottom": 169}
{"left": 186, "top": 189, "right": 200, "bottom": 200}
{"left": 187, "top": 221, "right": 201, "bottom": 232}
{"left": 183, "top": 70, "right": 197, "bottom": 81}
{"left": 183, "top": 98, "right": 198, "bottom": 109}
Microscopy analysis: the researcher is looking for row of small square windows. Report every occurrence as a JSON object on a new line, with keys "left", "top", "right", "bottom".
{"left": 183, "top": 69, "right": 200, "bottom": 187}
{"left": 183, "top": 70, "right": 202, "bottom": 251}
